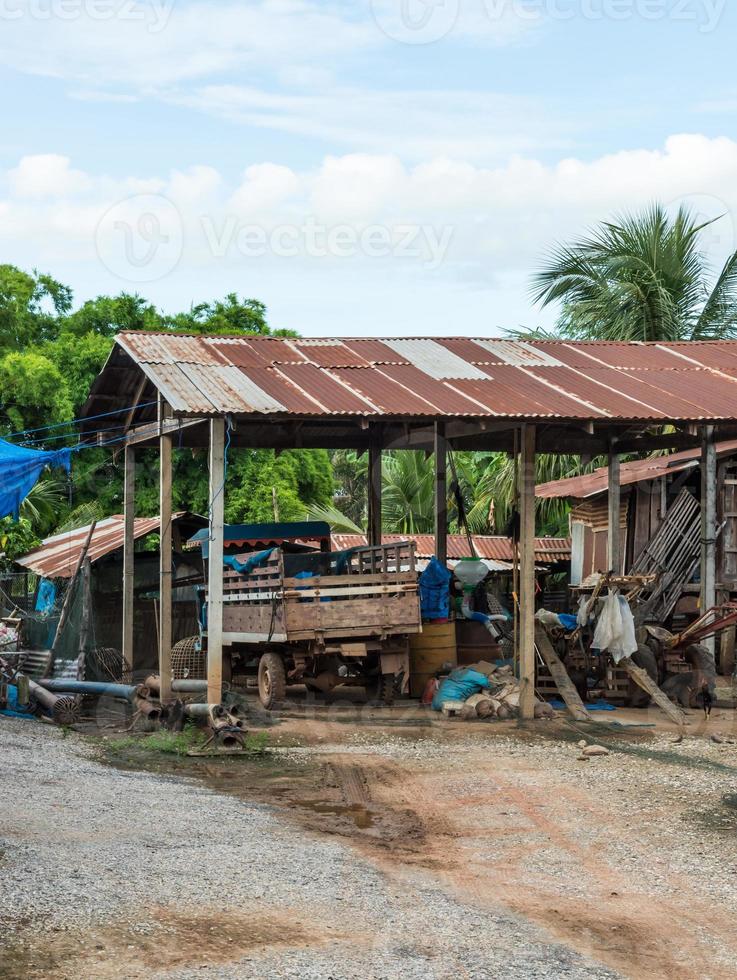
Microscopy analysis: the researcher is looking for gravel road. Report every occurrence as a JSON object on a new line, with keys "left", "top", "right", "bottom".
{"left": 0, "top": 716, "right": 619, "bottom": 980}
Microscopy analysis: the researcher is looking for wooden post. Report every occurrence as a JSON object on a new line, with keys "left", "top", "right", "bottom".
{"left": 158, "top": 399, "right": 173, "bottom": 701}
{"left": 122, "top": 445, "right": 135, "bottom": 679}
{"left": 701, "top": 425, "right": 717, "bottom": 658}
{"left": 207, "top": 417, "right": 226, "bottom": 705}
{"left": 434, "top": 421, "right": 447, "bottom": 565}
{"left": 367, "top": 424, "right": 382, "bottom": 548}
{"left": 608, "top": 447, "right": 621, "bottom": 574}
{"left": 76, "top": 558, "right": 91, "bottom": 681}
{"left": 519, "top": 424, "right": 536, "bottom": 722}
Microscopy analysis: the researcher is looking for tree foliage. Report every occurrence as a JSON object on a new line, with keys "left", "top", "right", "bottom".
{"left": 531, "top": 204, "right": 737, "bottom": 342}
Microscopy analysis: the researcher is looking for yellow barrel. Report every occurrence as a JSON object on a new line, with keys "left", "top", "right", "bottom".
{"left": 409, "top": 621, "right": 457, "bottom": 698}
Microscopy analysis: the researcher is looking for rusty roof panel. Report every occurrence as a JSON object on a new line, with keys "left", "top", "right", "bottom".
{"left": 331, "top": 533, "right": 570, "bottom": 563}
{"left": 292, "top": 341, "right": 371, "bottom": 367}
{"left": 474, "top": 366, "right": 608, "bottom": 417}
{"left": 537, "top": 439, "right": 737, "bottom": 499}
{"left": 140, "top": 362, "right": 218, "bottom": 414}
{"left": 329, "top": 367, "right": 439, "bottom": 415}
{"left": 384, "top": 339, "right": 488, "bottom": 379}
{"left": 521, "top": 366, "right": 663, "bottom": 418}
{"left": 206, "top": 338, "right": 272, "bottom": 369}
{"left": 239, "top": 368, "right": 327, "bottom": 414}
{"left": 14, "top": 514, "right": 196, "bottom": 578}
{"left": 119, "top": 333, "right": 223, "bottom": 365}
{"left": 341, "top": 339, "right": 411, "bottom": 363}
{"left": 275, "top": 363, "right": 377, "bottom": 414}
{"left": 99, "top": 333, "right": 737, "bottom": 422}
{"left": 379, "top": 365, "right": 489, "bottom": 414}
{"left": 663, "top": 342, "right": 737, "bottom": 371}
{"left": 579, "top": 367, "right": 715, "bottom": 418}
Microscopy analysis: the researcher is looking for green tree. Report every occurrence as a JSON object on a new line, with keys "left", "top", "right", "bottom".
{"left": 0, "top": 350, "right": 73, "bottom": 433}
{"left": 166, "top": 294, "right": 276, "bottom": 335}
{"left": 61, "top": 293, "right": 162, "bottom": 338}
{"left": 0, "top": 265, "right": 72, "bottom": 350}
{"left": 532, "top": 204, "right": 737, "bottom": 341}
{"left": 41, "top": 332, "right": 113, "bottom": 412}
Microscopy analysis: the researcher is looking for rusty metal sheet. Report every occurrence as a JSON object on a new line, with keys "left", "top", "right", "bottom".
{"left": 118, "top": 333, "right": 222, "bottom": 365}
{"left": 275, "top": 363, "right": 377, "bottom": 414}
{"left": 330, "top": 532, "right": 570, "bottom": 563}
{"left": 238, "top": 367, "right": 327, "bottom": 414}
{"left": 379, "top": 365, "right": 488, "bottom": 415}
{"left": 383, "top": 339, "right": 488, "bottom": 380}
{"left": 474, "top": 339, "right": 565, "bottom": 367}
{"left": 248, "top": 337, "right": 308, "bottom": 363}
{"left": 521, "top": 366, "right": 665, "bottom": 418}
{"left": 292, "top": 341, "right": 371, "bottom": 367}
{"left": 329, "top": 367, "right": 440, "bottom": 415}
{"left": 537, "top": 438, "right": 737, "bottom": 499}
{"left": 15, "top": 515, "right": 182, "bottom": 579}
{"left": 616, "top": 368, "right": 737, "bottom": 418}
{"left": 177, "top": 363, "right": 284, "bottom": 414}
{"left": 435, "top": 338, "right": 501, "bottom": 363}
{"left": 206, "top": 338, "right": 273, "bottom": 369}
{"left": 140, "top": 362, "right": 219, "bottom": 414}
{"left": 342, "top": 339, "right": 411, "bottom": 363}
{"left": 461, "top": 367, "right": 607, "bottom": 417}
{"left": 662, "top": 342, "right": 737, "bottom": 371}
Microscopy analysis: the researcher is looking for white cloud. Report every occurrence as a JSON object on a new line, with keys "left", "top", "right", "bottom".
{"left": 1, "top": 134, "right": 736, "bottom": 329}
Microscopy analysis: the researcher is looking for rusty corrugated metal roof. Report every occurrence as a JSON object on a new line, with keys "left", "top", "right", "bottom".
{"left": 14, "top": 513, "right": 197, "bottom": 579}
{"left": 536, "top": 439, "right": 737, "bottom": 499}
{"left": 330, "top": 533, "right": 570, "bottom": 564}
{"left": 111, "top": 333, "right": 737, "bottom": 421}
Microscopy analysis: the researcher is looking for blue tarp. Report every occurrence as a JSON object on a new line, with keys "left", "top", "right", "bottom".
{"left": 419, "top": 557, "right": 452, "bottom": 620}
{"left": 0, "top": 684, "right": 35, "bottom": 720}
{"left": 432, "top": 668, "right": 492, "bottom": 710}
{"left": 0, "top": 438, "right": 72, "bottom": 519}
{"left": 222, "top": 548, "right": 275, "bottom": 576}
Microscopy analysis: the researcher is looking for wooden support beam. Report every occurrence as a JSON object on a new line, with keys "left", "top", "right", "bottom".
{"left": 608, "top": 448, "right": 622, "bottom": 574}
{"left": 701, "top": 424, "right": 717, "bottom": 657}
{"left": 519, "top": 424, "right": 536, "bottom": 722}
{"left": 122, "top": 445, "right": 135, "bottom": 679}
{"left": 367, "top": 424, "right": 382, "bottom": 547}
{"left": 158, "top": 399, "right": 173, "bottom": 701}
{"left": 535, "top": 625, "right": 590, "bottom": 722}
{"left": 434, "top": 421, "right": 447, "bottom": 565}
{"left": 207, "top": 417, "right": 226, "bottom": 705}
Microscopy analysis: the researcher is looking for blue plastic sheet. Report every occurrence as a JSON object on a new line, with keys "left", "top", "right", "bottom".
{"left": 419, "top": 557, "right": 452, "bottom": 620}
{"left": 0, "top": 684, "right": 36, "bottom": 720}
{"left": 0, "top": 438, "right": 72, "bottom": 519}
{"left": 432, "top": 668, "right": 492, "bottom": 710}
{"left": 222, "top": 548, "right": 275, "bottom": 575}
{"left": 35, "top": 579, "right": 56, "bottom": 613}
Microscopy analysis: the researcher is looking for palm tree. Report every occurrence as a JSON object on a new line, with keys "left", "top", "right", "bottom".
{"left": 531, "top": 204, "right": 737, "bottom": 341}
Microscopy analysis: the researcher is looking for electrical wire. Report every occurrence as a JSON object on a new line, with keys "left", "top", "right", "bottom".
{"left": 3, "top": 400, "right": 158, "bottom": 440}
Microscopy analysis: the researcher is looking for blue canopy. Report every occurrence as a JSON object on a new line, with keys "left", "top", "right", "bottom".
{"left": 0, "top": 438, "right": 73, "bottom": 520}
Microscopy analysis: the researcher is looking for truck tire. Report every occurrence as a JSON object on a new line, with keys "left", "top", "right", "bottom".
{"left": 258, "top": 653, "right": 286, "bottom": 709}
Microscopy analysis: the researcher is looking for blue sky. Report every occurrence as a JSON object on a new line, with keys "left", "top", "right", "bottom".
{"left": 1, "top": 0, "right": 736, "bottom": 335}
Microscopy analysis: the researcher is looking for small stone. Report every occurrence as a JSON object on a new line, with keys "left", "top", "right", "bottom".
{"left": 582, "top": 744, "right": 610, "bottom": 758}
{"left": 711, "top": 734, "right": 725, "bottom": 744}
{"left": 577, "top": 740, "right": 587, "bottom": 749}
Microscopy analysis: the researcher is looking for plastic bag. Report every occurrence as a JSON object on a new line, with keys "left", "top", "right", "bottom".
{"left": 593, "top": 592, "right": 623, "bottom": 652}
{"left": 609, "top": 596, "right": 637, "bottom": 663}
{"left": 432, "top": 668, "right": 491, "bottom": 711}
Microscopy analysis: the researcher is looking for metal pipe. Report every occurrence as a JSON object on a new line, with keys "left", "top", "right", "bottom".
{"left": 28, "top": 679, "right": 80, "bottom": 726}
{"left": 144, "top": 675, "right": 208, "bottom": 694}
{"left": 38, "top": 680, "right": 139, "bottom": 702}
{"left": 183, "top": 702, "right": 216, "bottom": 718}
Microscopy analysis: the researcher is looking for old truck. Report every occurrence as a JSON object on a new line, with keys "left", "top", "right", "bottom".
{"left": 187, "top": 521, "right": 421, "bottom": 708}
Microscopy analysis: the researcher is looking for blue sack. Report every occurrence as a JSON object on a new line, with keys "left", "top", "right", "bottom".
{"left": 432, "top": 668, "right": 492, "bottom": 710}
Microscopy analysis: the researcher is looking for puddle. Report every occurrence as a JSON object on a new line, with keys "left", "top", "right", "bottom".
{"left": 293, "top": 800, "right": 374, "bottom": 829}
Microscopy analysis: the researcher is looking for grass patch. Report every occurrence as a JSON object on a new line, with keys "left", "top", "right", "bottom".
{"left": 102, "top": 724, "right": 270, "bottom": 759}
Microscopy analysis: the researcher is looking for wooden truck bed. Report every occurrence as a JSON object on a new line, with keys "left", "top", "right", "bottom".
{"left": 216, "top": 542, "right": 421, "bottom": 645}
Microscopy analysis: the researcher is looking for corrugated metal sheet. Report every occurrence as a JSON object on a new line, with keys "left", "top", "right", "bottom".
{"left": 109, "top": 333, "right": 737, "bottom": 421}
{"left": 14, "top": 514, "right": 189, "bottom": 579}
{"left": 330, "top": 533, "right": 570, "bottom": 563}
{"left": 536, "top": 439, "right": 737, "bottom": 499}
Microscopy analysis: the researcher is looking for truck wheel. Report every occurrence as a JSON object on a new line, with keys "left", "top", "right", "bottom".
{"left": 258, "top": 653, "right": 286, "bottom": 709}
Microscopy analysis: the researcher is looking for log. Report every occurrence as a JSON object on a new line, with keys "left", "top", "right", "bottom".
{"left": 619, "top": 656, "right": 687, "bottom": 726}
{"left": 535, "top": 625, "right": 590, "bottom": 723}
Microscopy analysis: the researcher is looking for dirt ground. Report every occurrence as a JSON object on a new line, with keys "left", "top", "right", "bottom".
{"left": 4, "top": 690, "right": 737, "bottom": 979}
